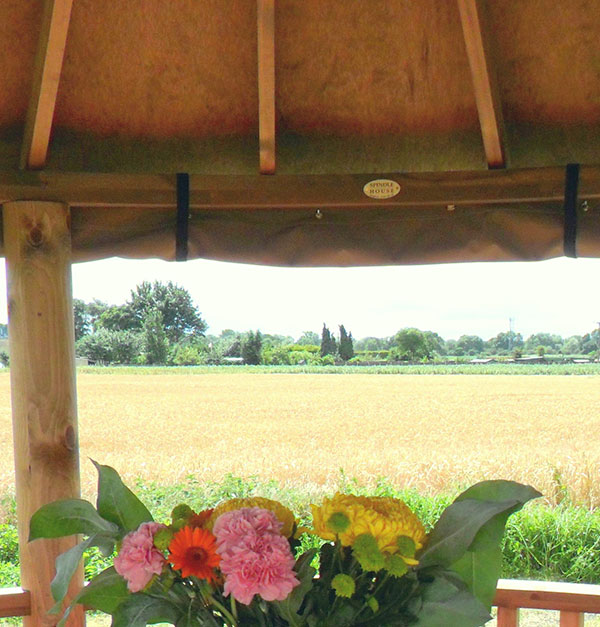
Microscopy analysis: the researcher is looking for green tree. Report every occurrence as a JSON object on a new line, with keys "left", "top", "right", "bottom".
{"left": 86, "top": 299, "right": 111, "bottom": 332}
{"left": 486, "top": 331, "right": 523, "bottom": 356}
{"left": 143, "top": 309, "right": 169, "bottom": 365}
{"left": 392, "top": 328, "right": 432, "bottom": 362}
{"left": 242, "top": 330, "right": 263, "bottom": 365}
{"left": 338, "top": 325, "right": 354, "bottom": 361}
{"left": 524, "top": 333, "right": 563, "bottom": 354}
{"left": 97, "top": 305, "right": 136, "bottom": 332}
{"left": 320, "top": 324, "right": 337, "bottom": 357}
{"left": 127, "top": 281, "right": 207, "bottom": 342}
{"left": 423, "top": 330, "right": 446, "bottom": 356}
{"left": 296, "top": 331, "right": 320, "bottom": 346}
{"left": 456, "top": 335, "right": 485, "bottom": 356}
{"left": 76, "top": 328, "right": 141, "bottom": 364}
{"left": 73, "top": 298, "right": 90, "bottom": 341}
{"left": 561, "top": 335, "right": 583, "bottom": 355}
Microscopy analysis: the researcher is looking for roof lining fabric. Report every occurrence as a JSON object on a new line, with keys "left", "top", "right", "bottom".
{"left": 0, "top": 165, "right": 598, "bottom": 267}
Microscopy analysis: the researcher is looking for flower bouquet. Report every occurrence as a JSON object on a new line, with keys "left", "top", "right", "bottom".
{"left": 30, "top": 461, "right": 540, "bottom": 626}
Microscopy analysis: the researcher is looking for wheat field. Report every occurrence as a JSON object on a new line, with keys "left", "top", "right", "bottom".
{"left": 0, "top": 372, "right": 599, "bottom": 506}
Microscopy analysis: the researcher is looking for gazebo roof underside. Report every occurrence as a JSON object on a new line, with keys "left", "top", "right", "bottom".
{"left": 0, "top": 0, "right": 599, "bottom": 266}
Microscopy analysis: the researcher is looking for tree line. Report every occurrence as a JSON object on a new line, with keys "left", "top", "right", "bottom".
{"left": 70, "top": 281, "right": 599, "bottom": 366}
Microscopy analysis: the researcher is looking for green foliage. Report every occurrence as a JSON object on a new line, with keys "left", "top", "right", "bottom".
{"left": 502, "top": 504, "right": 600, "bottom": 583}
{"left": 241, "top": 330, "right": 263, "bottom": 364}
{"left": 76, "top": 328, "right": 142, "bottom": 364}
{"left": 168, "top": 342, "right": 206, "bottom": 366}
{"left": 127, "top": 280, "right": 207, "bottom": 342}
{"left": 392, "top": 328, "right": 433, "bottom": 362}
{"left": 296, "top": 331, "right": 320, "bottom": 345}
{"left": 320, "top": 323, "right": 337, "bottom": 357}
{"left": 142, "top": 309, "right": 168, "bottom": 365}
{"left": 338, "top": 324, "right": 355, "bottom": 361}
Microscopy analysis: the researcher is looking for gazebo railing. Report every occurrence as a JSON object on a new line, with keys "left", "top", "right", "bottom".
{"left": 495, "top": 579, "right": 600, "bottom": 626}
{"left": 1, "top": 580, "right": 600, "bottom": 624}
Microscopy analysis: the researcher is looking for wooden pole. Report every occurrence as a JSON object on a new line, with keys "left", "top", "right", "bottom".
{"left": 3, "top": 201, "right": 84, "bottom": 626}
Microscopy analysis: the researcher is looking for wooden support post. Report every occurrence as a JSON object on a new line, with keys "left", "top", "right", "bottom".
{"left": 559, "top": 611, "right": 584, "bottom": 627}
{"left": 3, "top": 201, "right": 84, "bottom": 626}
{"left": 496, "top": 606, "right": 519, "bottom": 627}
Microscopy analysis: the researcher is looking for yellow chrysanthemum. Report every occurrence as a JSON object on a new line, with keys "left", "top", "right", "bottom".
{"left": 207, "top": 497, "right": 296, "bottom": 538}
{"left": 311, "top": 493, "right": 426, "bottom": 559}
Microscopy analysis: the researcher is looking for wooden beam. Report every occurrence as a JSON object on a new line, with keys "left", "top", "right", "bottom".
{"left": 20, "top": 0, "right": 74, "bottom": 170}
{"left": 0, "top": 587, "right": 31, "bottom": 618}
{"left": 3, "top": 201, "right": 84, "bottom": 626}
{"left": 495, "top": 579, "right": 600, "bottom": 614}
{"left": 457, "top": 0, "right": 506, "bottom": 169}
{"left": 257, "top": 0, "right": 276, "bottom": 174}
{"left": 0, "top": 167, "right": 599, "bottom": 210}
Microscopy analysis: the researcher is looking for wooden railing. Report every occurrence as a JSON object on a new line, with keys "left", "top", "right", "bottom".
{"left": 1, "top": 580, "right": 600, "bottom": 623}
{"left": 495, "top": 579, "right": 600, "bottom": 626}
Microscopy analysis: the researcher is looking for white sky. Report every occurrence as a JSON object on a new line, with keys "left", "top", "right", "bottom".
{"left": 1, "top": 256, "right": 599, "bottom": 341}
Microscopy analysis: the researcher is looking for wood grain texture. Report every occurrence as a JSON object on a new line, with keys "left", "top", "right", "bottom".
{"left": 559, "top": 611, "right": 584, "bottom": 627}
{"left": 257, "top": 0, "right": 276, "bottom": 173}
{"left": 20, "top": 0, "right": 73, "bottom": 169}
{"left": 495, "top": 579, "right": 600, "bottom": 613}
{"left": 496, "top": 606, "right": 519, "bottom": 627}
{"left": 457, "top": 0, "right": 506, "bottom": 168}
{"left": 0, "top": 587, "right": 31, "bottom": 618}
{"left": 3, "top": 201, "right": 83, "bottom": 626}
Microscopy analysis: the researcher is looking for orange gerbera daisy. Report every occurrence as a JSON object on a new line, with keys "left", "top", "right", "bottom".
{"left": 168, "top": 526, "right": 220, "bottom": 580}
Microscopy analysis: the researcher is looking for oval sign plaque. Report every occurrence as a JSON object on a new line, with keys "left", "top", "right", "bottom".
{"left": 363, "top": 179, "right": 401, "bottom": 199}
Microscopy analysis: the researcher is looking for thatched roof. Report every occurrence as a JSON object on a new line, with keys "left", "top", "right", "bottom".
{"left": 1, "top": 0, "right": 599, "bottom": 265}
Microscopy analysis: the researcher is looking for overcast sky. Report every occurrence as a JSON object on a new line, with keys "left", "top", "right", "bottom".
{"left": 0, "top": 256, "right": 599, "bottom": 341}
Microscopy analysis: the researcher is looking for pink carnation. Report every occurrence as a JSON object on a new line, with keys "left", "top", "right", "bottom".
{"left": 214, "top": 508, "right": 299, "bottom": 605}
{"left": 114, "top": 522, "right": 167, "bottom": 592}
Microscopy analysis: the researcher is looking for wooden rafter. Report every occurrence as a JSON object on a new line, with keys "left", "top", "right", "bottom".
{"left": 20, "top": 0, "right": 73, "bottom": 170}
{"left": 457, "top": 0, "right": 506, "bottom": 169}
{"left": 257, "top": 0, "right": 276, "bottom": 174}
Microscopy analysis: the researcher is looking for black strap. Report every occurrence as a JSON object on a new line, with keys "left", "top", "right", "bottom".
{"left": 563, "top": 163, "right": 579, "bottom": 258}
{"left": 176, "top": 173, "right": 190, "bottom": 262}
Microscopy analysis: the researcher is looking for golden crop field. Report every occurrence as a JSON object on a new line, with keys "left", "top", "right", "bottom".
{"left": 0, "top": 372, "right": 598, "bottom": 506}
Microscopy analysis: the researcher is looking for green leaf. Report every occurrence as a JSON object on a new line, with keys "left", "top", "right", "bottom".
{"left": 92, "top": 460, "right": 153, "bottom": 534}
{"left": 111, "top": 594, "right": 180, "bottom": 626}
{"left": 50, "top": 535, "right": 98, "bottom": 608}
{"left": 29, "top": 499, "right": 119, "bottom": 540}
{"left": 450, "top": 480, "right": 541, "bottom": 609}
{"left": 418, "top": 499, "right": 519, "bottom": 569}
{"left": 454, "top": 480, "right": 541, "bottom": 508}
{"left": 273, "top": 549, "right": 317, "bottom": 625}
{"left": 451, "top": 543, "right": 502, "bottom": 611}
{"left": 412, "top": 570, "right": 491, "bottom": 627}
{"left": 57, "top": 567, "right": 130, "bottom": 627}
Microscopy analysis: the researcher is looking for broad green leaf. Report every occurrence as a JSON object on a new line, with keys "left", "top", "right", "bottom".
{"left": 111, "top": 594, "right": 180, "bottom": 626}
{"left": 29, "top": 499, "right": 119, "bottom": 540}
{"left": 76, "top": 566, "right": 129, "bottom": 612}
{"left": 50, "top": 535, "right": 97, "bottom": 608}
{"left": 451, "top": 543, "right": 502, "bottom": 611}
{"left": 417, "top": 499, "right": 519, "bottom": 569}
{"left": 92, "top": 460, "right": 153, "bottom": 534}
{"left": 57, "top": 567, "right": 130, "bottom": 627}
{"left": 273, "top": 549, "right": 317, "bottom": 625}
{"left": 412, "top": 570, "right": 491, "bottom": 627}
{"left": 455, "top": 480, "right": 541, "bottom": 508}
{"left": 450, "top": 480, "right": 541, "bottom": 609}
